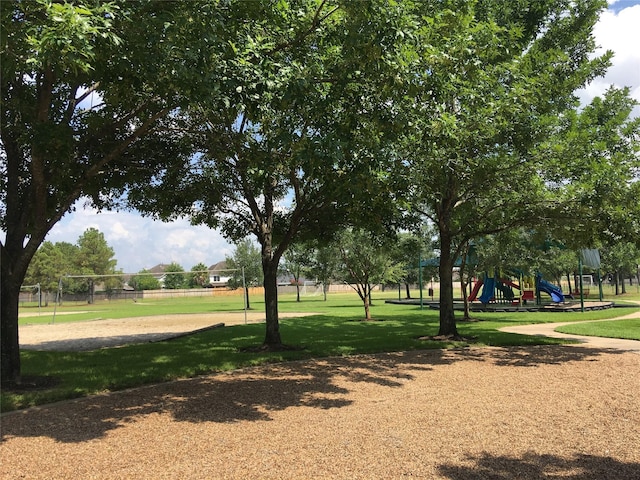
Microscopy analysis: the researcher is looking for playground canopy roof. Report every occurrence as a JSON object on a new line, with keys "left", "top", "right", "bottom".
{"left": 420, "top": 245, "right": 478, "bottom": 268}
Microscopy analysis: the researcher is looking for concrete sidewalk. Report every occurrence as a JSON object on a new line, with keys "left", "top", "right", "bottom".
{"left": 500, "top": 308, "right": 640, "bottom": 353}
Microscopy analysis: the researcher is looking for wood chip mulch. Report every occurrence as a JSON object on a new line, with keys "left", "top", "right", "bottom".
{"left": 2, "top": 345, "right": 639, "bottom": 479}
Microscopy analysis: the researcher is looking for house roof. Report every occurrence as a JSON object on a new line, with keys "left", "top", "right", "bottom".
{"left": 208, "top": 261, "right": 228, "bottom": 272}
{"left": 148, "top": 264, "right": 168, "bottom": 274}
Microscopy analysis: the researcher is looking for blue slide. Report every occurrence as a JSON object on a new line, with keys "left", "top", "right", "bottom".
{"left": 479, "top": 277, "right": 496, "bottom": 304}
{"left": 537, "top": 276, "right": 564, "bottom": 303}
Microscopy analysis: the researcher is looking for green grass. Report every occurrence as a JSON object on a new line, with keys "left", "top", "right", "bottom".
{"left": 556, "top": 318, "right": 640, "bottom": 340}
{"left": 4, "top": 292, "right": 638, "bottom": 413}
{"left": 18, "top": 295, "right": 250, "bottom": 325}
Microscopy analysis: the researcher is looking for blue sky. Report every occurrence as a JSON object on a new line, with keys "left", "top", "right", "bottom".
{"left": 609, "top": 0, "right": 640, "bottom": 13}
{"left": 44, "top": 1, "right": 640, "bottom": 274}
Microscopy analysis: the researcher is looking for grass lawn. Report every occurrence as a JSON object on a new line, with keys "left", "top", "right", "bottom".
{"left": 4, "top": 291, "right": 638, "bottom": 413}
{"left": 556, "top": 318, "right": 640, "bottom": 340}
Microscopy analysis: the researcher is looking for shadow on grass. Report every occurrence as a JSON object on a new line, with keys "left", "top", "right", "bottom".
{"left": 1, "top": 344, "right": 629, "bottom": 444}
{"left": 437, "top": 451, "right": 640, "bottom": 479}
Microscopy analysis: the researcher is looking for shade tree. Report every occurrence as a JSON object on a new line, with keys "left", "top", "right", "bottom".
{"left": 24, "top": 228, "right": 120, "bottom": 303}
{"left": 390, "top": 231, "right": 436, "bottom": 300}
{"left": 303, "top": 240, "right": 341, "bottom": 301}
{"left": 532, "top": 86, "right": 640, "bottom": 295}
{"left": 24, "top": 241, "right": 75, "bottom": 305}
{"left": 225, "top": 238, "right": 263, "bottom": 309}
{"left": 1, "top": 0, "right": 228, "bottom": 385}
{"left": 536, "top": 86, "right": 640, "bottom": 249}
{"left": 128, "top": 0, "right": 413, "bottom": 348}
{"left": 601, "top": 242, "right": 640, "bottom": 295}
{"left": 395, "top": 0, "right": 612, "bottom": 338}
{"left": 333, "top": 228, "right": 405, "bottom": 320}
{"left": 280, "top": 243, "right": 312, "bottom": 302}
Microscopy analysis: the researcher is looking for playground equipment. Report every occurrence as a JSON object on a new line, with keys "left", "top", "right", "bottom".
{"left": 469, "top": 272, "right": 564, "bottom": 304}
{"left": 535, "top": 273, "right": 564, "bottom": 303}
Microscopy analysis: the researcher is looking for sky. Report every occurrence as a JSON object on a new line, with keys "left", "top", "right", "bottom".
{"left": 42, "top": 1, "right": 640, "bottom": 274}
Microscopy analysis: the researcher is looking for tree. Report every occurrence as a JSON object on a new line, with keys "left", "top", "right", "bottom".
{"left": 163, "top": 262, "right": 186, "bottom": 290}
{"left": 75, "top": 228, "right": 119, "bottom": 302}
{"left": 601, "top": 243, "right": 640, "bottom": 295}
{"left": 334, "top": 229, "right": 404, "bottom": 320}
{"left": 390, "top": 232, "right": 435, "bottom": 300}
{"left": 531, "top": 86, "right": 640, "bottom": 298}
{"left": 25, "top": 230, "right": 119, "bottom": 304}
{"left": 396, "top": 0, "right": 612, "bottom": 338}
{"left": 129, "top": 0, "right": 410, "bottom": 348}
{"left": 129, "top": 269, "right": 161, "bottom": 291}
{"left": 281, "top": 243, "right": 311, "bottom": 302}
{"left": 225, "top": 239, "right": 263, "bottom": 309}
{"left": 1, "top": 0, "right": 227, "bottom": 385}
{"left": 537, "top": 86, "right": 640, "bottom": 249}
{"left": 24, "top": 241, "right": 75, "bottom": 306}
{"left": 188, "top": 262, "right": 210, "bottom": 288}
{"left": 304, "top": 240, "right": 341, "bottom": 301}
{"left": 76, "top": 227, "right": 117, "bottom": 272}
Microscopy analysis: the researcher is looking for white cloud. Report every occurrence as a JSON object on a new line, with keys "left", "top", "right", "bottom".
{"left": 45, "top": 203, "right": 233, "bottom": 274}
{"left": 577, "top": 3, "right": 640, "bottom": 116}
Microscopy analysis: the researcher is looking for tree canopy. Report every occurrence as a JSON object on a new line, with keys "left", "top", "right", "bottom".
{"left": 333, "top": 228, "right": 405, "bottom": 320}
{"left": 394, "top": 0, "right": 614, "bottom": 337}
{"left": 162, "top": 262, "right": 186, "bottom": 290}
{"left": 1, "top": 0, "right": 227, "bottom": 385}
{"left": 225, "top": 239, "right": 263, "bottom": 289}
{"left": 128, "top": 0, "right": 411, "bottom": 347}
{"left": 129, "top": 269, "right": 161, "bottom": 291}
{"left": 188, "top": 262, "right": 210, "bottom": 288}
{"left": 24, "top": 228, "right": 120, "bottom": 303}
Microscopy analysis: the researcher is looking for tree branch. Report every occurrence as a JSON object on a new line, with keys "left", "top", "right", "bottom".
{"left": 267, "top": 0, "right": 340, "bottom": 56}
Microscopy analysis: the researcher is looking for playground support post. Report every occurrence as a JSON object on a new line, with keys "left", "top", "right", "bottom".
{"left": 597, "top": 269, "right": 603, "bottom": 301}
{"left": 579, "top": 257, "right": 585, "bottom": 312}
{"left": 52, "top": 276, "right": 63, "bottom": 324}
{"left": 242, "top": 267, "right": 247, "bottom": 324}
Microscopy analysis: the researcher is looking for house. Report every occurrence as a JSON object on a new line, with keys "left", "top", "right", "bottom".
{"left": 148, "top": 263, "right": 169, "bottom": 287}
{"left": 208, "top": 261, "right": 232, "bottom": 287}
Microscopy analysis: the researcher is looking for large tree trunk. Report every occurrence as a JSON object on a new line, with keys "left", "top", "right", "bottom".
{"left": 435, "top": 169, "right": 460, "bottom": 337}
{"left": 262, "top": 256, "right": 282, "bottom": 346}
{"left": 1, "top": 236, "right": 40, "bottom": 386}
{"left": 1, "top": 277, "right": 22, "bottom": 386}
{"left": 438, "top": 258, "right": 457, "bottom": 336}
{"left": 438, "top": 231, "right": 458, "bottom": 337}
{"left": 438, "top": 242, "right": 458, "bottom": 336}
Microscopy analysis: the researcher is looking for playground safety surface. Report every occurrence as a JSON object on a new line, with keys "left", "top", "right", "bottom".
{"left": 386, "top": 299, "right": 615, "bottom": 312}
{"left": 3, "top": 345, "right": 639, "bottom": 479}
